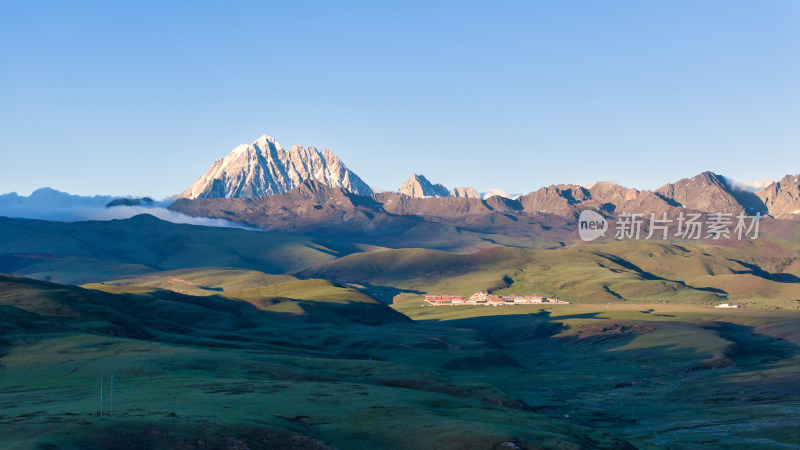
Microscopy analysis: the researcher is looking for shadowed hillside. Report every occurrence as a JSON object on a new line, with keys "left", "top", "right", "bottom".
{"left": 390, "top": 301, "right": 800, "bottom": 448}
{"left": 0, "top": 274, "right": 634, "bottom": 449}
{"left": 0, "top": 214, "right": 364, "bottom": 284}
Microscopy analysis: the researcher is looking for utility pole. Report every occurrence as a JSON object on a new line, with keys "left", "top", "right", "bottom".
{"left": 110, "top": 372, "right": 114, "bottom": 417}
{"left": 100, "top": 372, "right": 103, "bottom": 416}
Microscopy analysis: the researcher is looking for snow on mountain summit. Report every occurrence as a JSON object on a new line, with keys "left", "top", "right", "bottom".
{"left": 181, "top": 134, "right": 373, "bottom": 199}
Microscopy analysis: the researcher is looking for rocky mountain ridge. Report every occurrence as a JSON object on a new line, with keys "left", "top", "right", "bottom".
{"left": 757, "top": 174, "right": 800, "bottom": 217}
{"left": 168, "top": 172, "right": 799, "bottom": 251}
{"left": 399, "top": 174, "right": 450, "bottom": 198}
{"left": 176, "top": 134, "right": 797, "bottom": 221}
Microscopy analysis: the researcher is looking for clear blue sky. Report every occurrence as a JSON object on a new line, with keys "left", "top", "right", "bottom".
{"left": 1, "top": 0, "right": 798, "bottom": 197}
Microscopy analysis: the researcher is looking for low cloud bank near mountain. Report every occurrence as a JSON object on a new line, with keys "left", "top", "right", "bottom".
{"left": 0, "top": 188, "right": 254, "bottom": 229}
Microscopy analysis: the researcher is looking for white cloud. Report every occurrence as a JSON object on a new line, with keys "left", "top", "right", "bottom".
{"left": 741, "top": 179, "right": 774, "bottom": 192}
{"left": 0, "top": 188, "right": 255, "bottom": 229}
{"left": 719, "top": 176, "right": 775, "bottom": 193}
{"left": 481, "top": 188, "right": 521, "bottom": 200}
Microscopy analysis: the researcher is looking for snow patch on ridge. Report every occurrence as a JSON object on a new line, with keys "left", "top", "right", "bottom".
{"left": 481, "top": 189, "right": 521, "bottom": 200}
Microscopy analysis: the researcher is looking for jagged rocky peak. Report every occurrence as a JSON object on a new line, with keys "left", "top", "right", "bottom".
{"left": 181, "top": 134, "right": 373, "bottom": 199}
{"left": 757, "top": 174, "right": 800, "bottom": 216}
{"left": 451, "top": 187, "right": 480, "bottom": 198}
{"left": 586, "top": 181, "right": 641, "bottom": 202}
{"left": 655, "top": 171, "right": 745, "bottom": 214}
{"left": 516, "top": 184, "right": 592, "bottom": 216}
{"left": 399, "top": 174, "right": 450, "bottom": 198}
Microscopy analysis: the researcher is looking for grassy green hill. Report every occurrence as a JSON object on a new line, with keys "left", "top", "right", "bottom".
{"left": 87, "top": 271, "right": 409, "bottom": 325}
{"left": 0, "top": 274, "right": 633, "bottom": 449}
{"left": 91, "top": 267, "right": 299, "bottom": 296}
{"left": 298, "top": 239, "right": 800, "bottom": 307}
{"left": 2, "top": 210, "right": 799, "bottom": 448}
{"left": 0, "top": 215, "right": 364, "bottom": 284}
{"left": 391, "top": 299, "right": 800, "bottom": 447}
{"left": 4, "top": 272, "right": 800, "bottom": 448}
{"left": 2, "top": 215, "right": 798, "bottom": 307}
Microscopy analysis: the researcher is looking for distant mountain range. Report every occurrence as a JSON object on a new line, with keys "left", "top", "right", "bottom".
{"left": 396, "top": 171, "right": 799, "bottom": 217}
{"left": 0, "top": 187, "right": 115, "bottom": 208}
{"left": 1, "top": 135, "right": 797, "bottom": 235}
{"left": 178, "top": 133, "right": 800, "bottom": 221}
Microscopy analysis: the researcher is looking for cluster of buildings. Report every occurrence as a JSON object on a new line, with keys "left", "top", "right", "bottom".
{"left": 424, "top": 292, "right": 569, "bottom": 306}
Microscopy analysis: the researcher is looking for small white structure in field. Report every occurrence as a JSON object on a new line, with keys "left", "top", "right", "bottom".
{"left": 469, "top": 291, "right": 489, "bottom": 302}
{"left": 715, "top": 303, "right": 739, "bottom": 308}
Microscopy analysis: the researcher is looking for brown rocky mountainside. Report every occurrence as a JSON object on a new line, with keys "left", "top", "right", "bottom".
{"left": 169, "top": 180, "right": 575, "bottom": 249}
{"left": 398, "top": 174, "right": 450, "bottom": 198}
{"left": 451, "top": 186, "right": 480, "bottom": 198}
{"left": 758, "top": 174, "right": 800, "bottom": 217}
{"left": 516, "top": 182, "right": 678, "bottom": 217}
{"left": 655, "top": 171, "right": 766, "bottom": 215}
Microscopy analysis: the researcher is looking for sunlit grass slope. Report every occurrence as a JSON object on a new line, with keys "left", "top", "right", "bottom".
{"left": 300, "top": 238, "right": 800, "bottom": 306}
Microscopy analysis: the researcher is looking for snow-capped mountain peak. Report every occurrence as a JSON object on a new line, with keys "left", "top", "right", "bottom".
{"left": 181, "top": 134, "right": 372, "bottom": 199}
